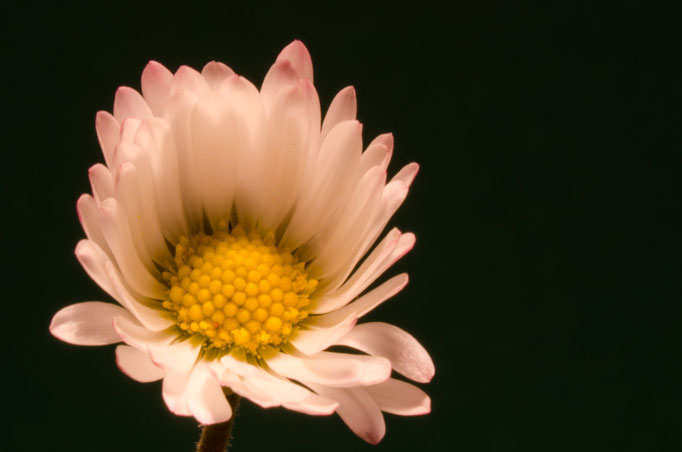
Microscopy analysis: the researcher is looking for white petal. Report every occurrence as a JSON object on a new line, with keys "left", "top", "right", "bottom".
{"left": 364, "top": 378, "right": 431, "bottom": 416}
{"left": 74, "top": 239, "right": 115, "bottom": 296}
{"left": 114, "top": 162, "right": 172, "bottom": 266}
{"left": 115, "top": 344, "right": 165, "bottom": 382}
{"left": 112, "top": 315, "right": 173, "bottom": 351}
{"left": 95, "top": 111, "right": 119, "bottom": 168}
{"left": 113, "top": 86, "right": 153, "bottom": 122}
{"left": 171, "top": 65, "right": 209, "bottom": 95}
{"left": 98, "top": 198, "right": 165, "bottom": 299}
{"left": 330, "top": 232, "right": 415, "bottom": 308}
{"left": 148, "top": 338, "right": 200, "bottom": 374}
{"left": 265, "top": 351, "right": 391, "bottom": 388}
{"left": 77, "top": 195, "right": 111, "bottom": 257}
{"left": 105, "top": 261, "right": 175, "bottom": 332}
{"left": 201, "top": 61, "right": 235, "bottom": 89}
{"left": 260, "top": 59, "right": 298, "bottom": 109}
{"left": 164, "top": 88, "right": 203, "bottom": 230}
{"left": 88, "top": 164, "right": 114, "bottom": 203}
{"left": 335, "top": 322, "right": 434, "bottom": 383}
{"left": 162, "top": 371, "right": 192, "bottom": 416}
{"left": 310, "top": 166, "right": 385, "bottom": 281}
{"left": 313, "top": 228, "right": 406, "bottom": 313}
{"left": 313, "top": 273, "right": 409, "bottom": 323}
{"left": 360, "top": 133, "right": 394, "bottom": 173}
{"left": 219, "top": 351, "right": 264, "bottom": 377}
{"left": 260, "top": 41, "right": 313, "bottom": 114}
{"left": 50, "top": 302, "right": 131, "bottom": 345}
{"left": 350, "top": 180, "right": 411, "bottom": 279}
{"left": 320, "top": 86, "right": 356, "bottom": 144}
{"left": 145, "top": 118, "right": 189, "bottom": 242}
{"left": 311, "top": 385, "right": 385, "bottom": 444}
{"left": 245, "top": 374, "right": 337, "bottom": 415}
{"left": 257, "top": 81, "right": 315, "bottom": 230}
{"left": 290, "top": 312, "right": 357, "bottom": 355}
{"left": 187, "top": 364, "right": 232, "bottom": 425}
{"left": 141, "top": 61, "right": 173, "bottom": 116}
{"left": 282, "top": 119, "right": 362, "bottom": 249}
{"left": 190, "top": 91, "right": 239, "bottom": 229}
{"left": 220, "top": 75, "right": 268, "bottom": 228}
{"left": 367, "top": 133, "right": 394, "bottom": 167}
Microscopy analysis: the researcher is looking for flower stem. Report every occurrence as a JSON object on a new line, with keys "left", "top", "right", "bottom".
{"left": 195, "top": 393, "right": 242, "bottom": 452}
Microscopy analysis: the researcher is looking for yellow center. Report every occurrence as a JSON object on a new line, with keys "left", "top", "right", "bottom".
{"left": 161, "top": 224, "right": 317, "bottom": 357}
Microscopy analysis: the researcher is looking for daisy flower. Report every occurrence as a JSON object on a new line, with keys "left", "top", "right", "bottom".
{"left": 50, "top": 40, "right": 434, "bottom": 445}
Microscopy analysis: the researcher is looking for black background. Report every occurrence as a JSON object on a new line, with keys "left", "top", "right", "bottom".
{"left": 4, "top": 1, "right": 681, "bottom": 451}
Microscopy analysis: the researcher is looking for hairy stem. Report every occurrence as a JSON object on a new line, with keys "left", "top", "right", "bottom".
{"left": 195, "top": 393, "right": 242, "bottom": 452}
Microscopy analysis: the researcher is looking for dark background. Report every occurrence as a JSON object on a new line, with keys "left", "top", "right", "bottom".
{"left": 3, "top": 1, "right": 681, "bottom": 451}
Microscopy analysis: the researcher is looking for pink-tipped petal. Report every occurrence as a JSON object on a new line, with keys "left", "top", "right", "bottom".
{"left": 364, "top": 378, "right": 431, "bottom": 416}
{"left": 95, "top": 111, "right": 119, "bottom": 168}
{"left": 88, "top": 164, "right": 114, "bottom": 203}
{"left": 115, "top": 345, "right": 165, "bottom": 382}
{"left": 201, "top": 61, "right": 235, "bottom": 89}
{"left": 50, "top": 302, "right": 132, "bottom": 346}
{"left": 141, "top": 61, "right": 173, "bottom": 116}
{"left": 171, "top": 65, "right": 209, "bottom": 95}
{"left": 336, "top": 322, "right": 435, "bottom": 383}
{"left": 320, "top": 86, "right": 357, "bottom": 144}
{"left": 277, "top": 40, "right": 313, "bottom": 81}
{"left": 311, "top": 385, "right": 386, "bottom": 444}
{"left": 260, "top": 59, "right": 300, "bottom": 115}
{"left": 113, "top": 87, "right": 153, "bottom": 122}
{"left": 391, "top": 162, "right": 419, "bottom": 187}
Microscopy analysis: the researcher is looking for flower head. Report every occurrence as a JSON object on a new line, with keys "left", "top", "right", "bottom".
{"left": 50, "top": 41, "right": 434, "bottom": 443}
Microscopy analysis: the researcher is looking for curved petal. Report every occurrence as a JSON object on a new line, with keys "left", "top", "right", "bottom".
{"left": 112, "top": 315, "right": 173, "bottom": 351}
{"left": 265, "top": 351, "right": 391, "bottom": 388}
{"left": 320, "top": 86, "right": 356, "bottom": 144}
{"left": 95, "top": 111, "right": 119, "bottom": 168}
{"left": 98, "top": 198, "right": 165, "bottom": 299}
{"left": 75, "top": 239, "right": 115, "bottom": 296}
{"left": 141, "top": 61, "right": 173, "bottom": 116}
{"left": 88, "top": 164, "right": 114, "bottom": 203}
{"left": 187, "top": 364, "right": 232, "bottom": 425}
{"left": 201, "top": 61, "right": 234, "bottom": 89}
{"left": 113, "top": 86, "right": 153, "bottom": 122}
{"left": 282, "top": 119, "right": 362, "bottom": 249}
{"left": 277, "top": 40, "right": 313, "bottom": 81}
{"left": 290, "top": 312, "right": 357, "bottom": 355}
{"left": 115, "top": 344, "right": 165, "bottom": 382}
{"left": 148, "top": 338, "right": 200, "bottom": 374}
{"left": 162, "top": 371, "right": 192, "bottom": 416}
{"left": 309, "top": 166, "right": 385, "bottom": 281}
{"left": 257, "top": 81, "right": 316, "bottom": 230}
{"left": 313, "top": 273, "right": 409, "bottom": 323}
{"left": 335, "top": 322, "right": 434, "bottom": 383}
{"left": 50, "top": 302, "right": 132, "bottom": 345}
{"left": 171, "top": 65, "right": 209, "bottom": 95}
{"left": 106, "top": 262, "right": 175, "bottom": 332}
{"left": 163, "top": 88, "right": 203, "bottom": 230}
{"left": 245, "top": 373, "right": 338, "bottom": 415}
{"left": 310, "top": 385, "right": 385, "bottom": 444}
{"left": 364, "top": 378, "right": 431, "bottom": 416}
{"left": 190, "top": 91, "right": 239, "bottom": 229}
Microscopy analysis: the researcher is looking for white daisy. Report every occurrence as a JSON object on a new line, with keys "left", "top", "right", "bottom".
{"left": 50, "top": 40, "right": 434, "bottom": 444}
